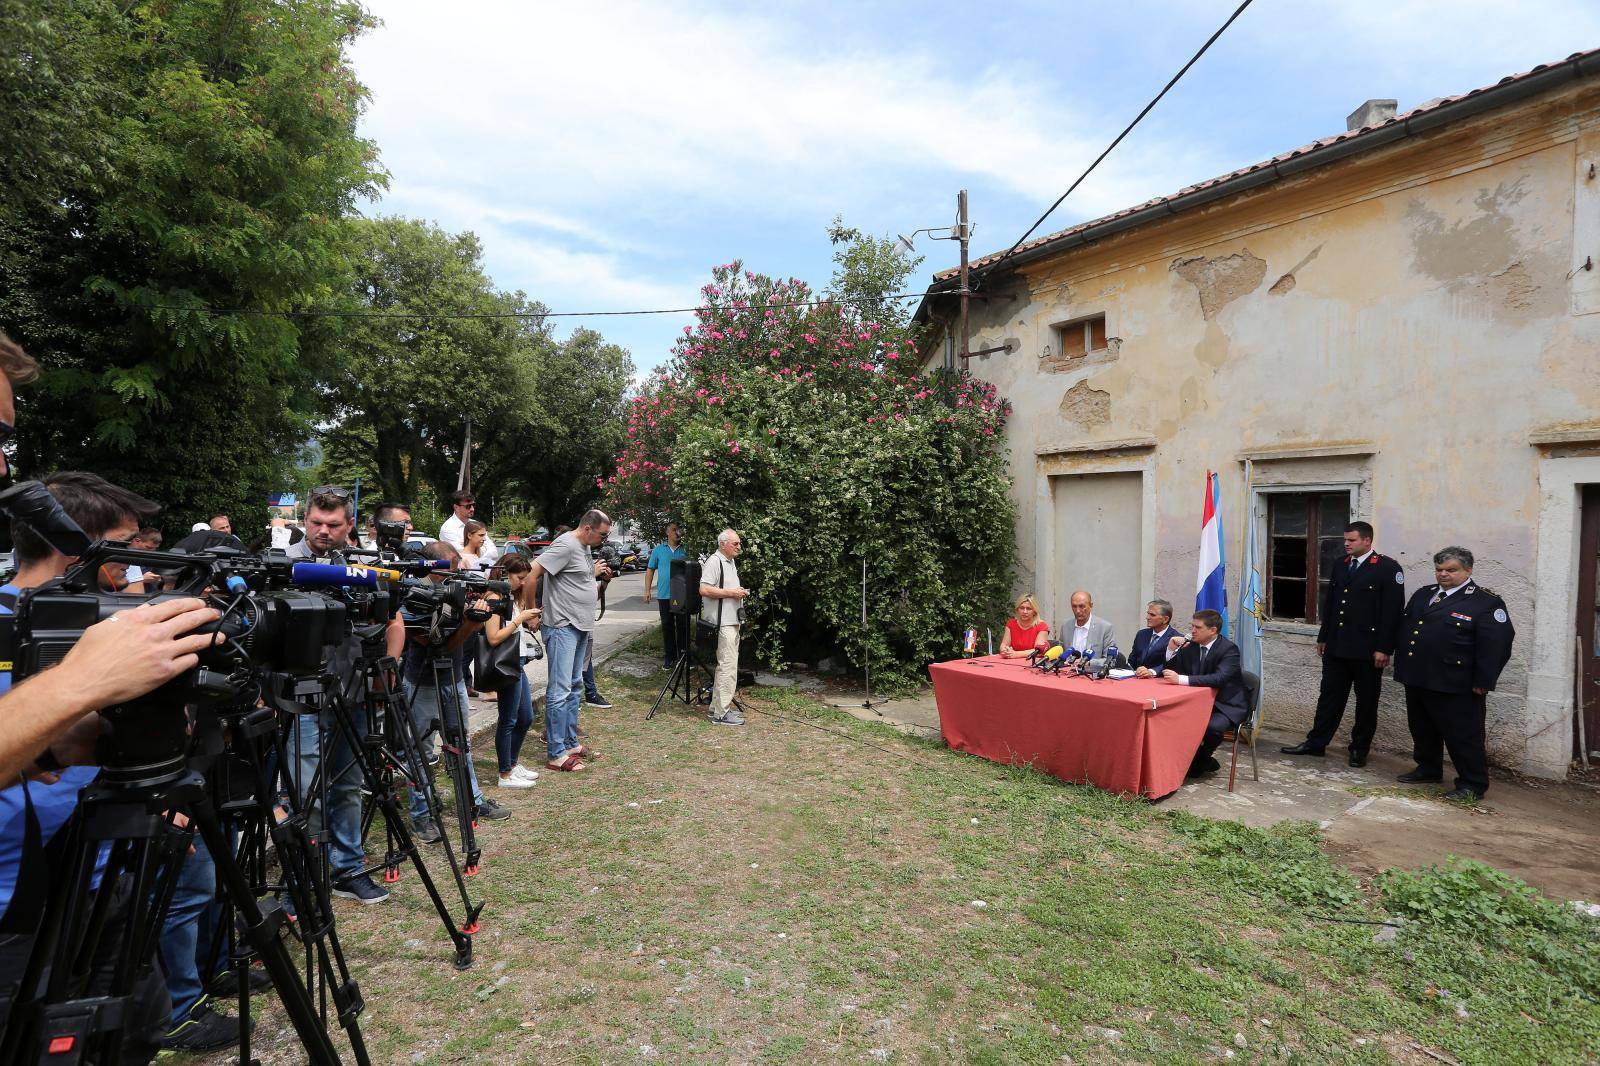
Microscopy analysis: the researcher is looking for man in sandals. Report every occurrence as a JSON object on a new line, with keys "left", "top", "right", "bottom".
{"left": 528, "top": 509, "right": 613, "bottom": 771}
{"left": 699, "top": 529, "right": 749, "bottom": 726}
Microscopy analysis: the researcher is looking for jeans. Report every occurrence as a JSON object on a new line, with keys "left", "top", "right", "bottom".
{"left": 583, "top": 637, "right": 600, "bottom": 701}
{"left": 290, "top": 708, "right": 366, "bottom": 879}
{"left": 543, "top": 625, "right": 590, "bottom": 761}
{"left": 657, "top": 599, "right": 686, "bottom": 665}
{"left": 494, "top": 670, "right": 534, "bottom": 774}
{"left": 403, "top": 678, "right": 485, "bottom": 824}
{"left": 158, "top": 833, "right": 216, "bottom": 1021}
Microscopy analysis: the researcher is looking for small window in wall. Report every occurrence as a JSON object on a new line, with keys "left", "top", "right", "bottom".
{"left": 1054, "top": 314, "right": 1107, "bottom": 359}
{"left": 1267, "top": 491, "right": 1351, "bottom": 622}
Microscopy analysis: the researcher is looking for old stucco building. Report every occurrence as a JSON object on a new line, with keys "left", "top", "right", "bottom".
{"left": 917, "top": 49, "right": 1600, "bottom": 780}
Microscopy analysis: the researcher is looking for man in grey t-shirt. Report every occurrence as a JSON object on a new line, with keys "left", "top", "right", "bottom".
{"left": 528, "top": 509, "right": 612, "bottom": 770}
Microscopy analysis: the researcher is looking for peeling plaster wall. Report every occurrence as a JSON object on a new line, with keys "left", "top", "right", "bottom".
{"left": 950, "top": 81, "right": 1600, "bottom": 779}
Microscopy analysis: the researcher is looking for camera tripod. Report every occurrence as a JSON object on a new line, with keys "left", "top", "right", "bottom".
{"left": 649, "top": 619, "right": 746, "bottom": 721}
{"left": 421, "top": 657, "right": 482, "bottom": 877}
{"left": 0, "top": 692, "right": 359, "bottom": 1066}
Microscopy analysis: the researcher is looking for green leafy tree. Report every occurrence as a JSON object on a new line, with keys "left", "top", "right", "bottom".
{"left": 0, "top": 0, "right": 384, "bottom": 537}
{"left": 607, "top": 255, "right": 1015, "bottom": 686}
{"left": 316, "top": 217, "right": 633, "bottom": 529}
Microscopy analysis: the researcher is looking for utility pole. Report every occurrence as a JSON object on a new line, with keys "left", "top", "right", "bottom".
{"left": 457, "top": 417, "right": 473, "bottom": 493}
{"left": 954, "top": 188, "right": 969, "bottom": 371}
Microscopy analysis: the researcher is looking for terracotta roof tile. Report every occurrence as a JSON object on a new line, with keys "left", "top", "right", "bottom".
{"left": 934, "top": 48, "right": 1600, "bottom": 282}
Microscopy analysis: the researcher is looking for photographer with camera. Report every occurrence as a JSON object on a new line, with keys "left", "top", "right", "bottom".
{"left": 0, "top": 469, "right": 223, "bottom": 1063}
{"left": 285, "top": 486, "right": 407, "bottom": 905}
{"left": 401, "top": 540, "right": 510, "bottom": 840}
{"left": 699, "top": 529, "right": 750, "bottom": 726}
{"left": 526, "top": 509, "right": 612, "bottom": 773}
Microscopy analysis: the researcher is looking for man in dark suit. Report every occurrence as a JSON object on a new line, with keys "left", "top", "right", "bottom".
{"left": 1282, "top": 521, "right": 1405, "bottom": 767}
{"left": 1392, "top": 546, "right": 1514, "bottom": 802}
{"left": 1145, "top": 609, "right": 1249, "bottom": 778}
{"left": 1128, "top": 599, "right": 1182, "bottom": 671}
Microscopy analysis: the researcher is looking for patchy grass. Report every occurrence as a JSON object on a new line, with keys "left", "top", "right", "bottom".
{"left": 189, "top": 640, "right": 1600, "bottom": 1065}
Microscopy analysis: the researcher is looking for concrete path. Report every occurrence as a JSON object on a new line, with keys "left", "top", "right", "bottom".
{"left": 463, "top": 585, "right": 658, "bottom": 735}
{"left": 816, "top": 683, "right": 1600, "bottom": 902}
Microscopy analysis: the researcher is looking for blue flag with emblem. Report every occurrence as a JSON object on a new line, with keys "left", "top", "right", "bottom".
{"left": 1236, "top": 460, "right": 1264, "bottom": 688}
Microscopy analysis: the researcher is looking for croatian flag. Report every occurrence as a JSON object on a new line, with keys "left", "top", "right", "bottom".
{"left": 1197, "top": 470, "right": 1230, "bottom": 636}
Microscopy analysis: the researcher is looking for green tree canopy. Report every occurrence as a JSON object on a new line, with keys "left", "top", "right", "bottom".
{"left": 0, "top": 0, "right": 384, "bottom": 537}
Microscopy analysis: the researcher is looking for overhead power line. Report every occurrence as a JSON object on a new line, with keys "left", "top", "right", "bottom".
{"left": 973, "top": 0, "right": 1256, "bottom": 283}
{"left": 151, "top": 290, "right": 946, "bottom": 322}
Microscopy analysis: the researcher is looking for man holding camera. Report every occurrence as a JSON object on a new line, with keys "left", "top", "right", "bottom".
{"left": 699, "top": 529, "right": 749, "bottom": 726}
{"left": 527, "top": 509, "right": 612, "bottom": 771}
{"left": 400, "top": 539, "right": 509, "bottom": 838}
{"left": 286, "top": 486, "right": 408, "bottom": 904}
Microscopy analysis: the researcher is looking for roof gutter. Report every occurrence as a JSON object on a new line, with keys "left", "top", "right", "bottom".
{"left": 911, "top": 49, "right": 1600, "bottom": 328}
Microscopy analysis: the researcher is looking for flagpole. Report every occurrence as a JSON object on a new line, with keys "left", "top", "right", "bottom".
{"left": 1237, "top": 459, "right": 1252, "bottom": 637}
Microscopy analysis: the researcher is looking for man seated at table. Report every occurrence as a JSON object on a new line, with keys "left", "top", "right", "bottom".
{"left": 999, "top": 593, "right": 1051, "bottom": 659}
{"left": 1065, "top": 590, "right": 1115, "bottom": 656}
{"left": 1137, "top": 609, "right": 1247, "bottom": 779}
{"left": 1128, "top": 599, "right": 1181, "bottom": 670}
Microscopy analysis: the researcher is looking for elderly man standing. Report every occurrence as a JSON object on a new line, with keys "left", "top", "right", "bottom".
{"left": 699, "top": 529, "right": 749, "bottom": 726}
{"left": 529, "top": 509, "right": 613, "bottom": 771}
{"left": 1065, "top": 590, "right": 1116, "bottom": 656}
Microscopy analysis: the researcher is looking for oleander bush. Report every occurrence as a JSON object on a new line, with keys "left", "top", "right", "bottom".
{"left": 605, "top": 261, "right": 1015, "bottom": 686}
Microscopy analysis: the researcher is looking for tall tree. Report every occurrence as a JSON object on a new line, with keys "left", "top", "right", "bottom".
{"left": 0, "top": 0, "right": 383, "bottom": 535}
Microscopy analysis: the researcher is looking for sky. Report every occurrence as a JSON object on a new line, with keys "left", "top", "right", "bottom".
{"left": 348, "top": 0, "right": 1600, "bottom": 374}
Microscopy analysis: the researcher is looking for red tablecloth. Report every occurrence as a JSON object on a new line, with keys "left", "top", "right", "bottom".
{"left": 929, "top": 655, "right": 1216, "bottom": 799}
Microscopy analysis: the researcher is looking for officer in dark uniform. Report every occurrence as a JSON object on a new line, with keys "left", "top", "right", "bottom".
{"left": 1282, "top": 521, "right": 1404, "bottom": 766}
{"left": 1391, "top": 545, "right": 1514, "bottom": 801}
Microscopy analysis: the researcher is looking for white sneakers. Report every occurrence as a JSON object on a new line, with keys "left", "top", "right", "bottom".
{"left": 498, "top": 764, "right": 540, "bottom": 789}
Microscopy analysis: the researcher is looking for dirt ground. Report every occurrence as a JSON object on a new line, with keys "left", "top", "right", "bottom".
{"left": 821, "top": 685, "right": 1600, "bottom": 903}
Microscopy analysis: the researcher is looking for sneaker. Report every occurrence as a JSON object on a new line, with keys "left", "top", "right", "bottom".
{"left": 331, "top": 873, "right": 390, "bottom": 905}
{"left": 163, "top": 999, "right": 252, "bottom": 1052}
{"left": 412, "top": 817, "right": 443, "bottom": 844}
{"left": 709, "top": 713, "right": 746, "bottom": 726}
{"left": 475, "top": 798, "right": 512, "bottom": 821}
{"left": 510, "top": 764, "right": 539, "bottom": 782}
{"left": 208, "top": 966, "right": 274, "bottom": 997}
{"left": 584, "top": 692, "right": 613, "bottom": 709}
{"left": 497, "top": 772, "right": 536, "bottom": 789}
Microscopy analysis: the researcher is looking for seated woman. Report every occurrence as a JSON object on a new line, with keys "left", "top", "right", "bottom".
{"left": 999, "top": 594, "right": 1051, "bottom": 658}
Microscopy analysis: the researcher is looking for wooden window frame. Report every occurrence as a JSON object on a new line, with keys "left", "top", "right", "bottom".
{"left": 1053, "top": 314, "right": 1108, "bottom": 360}
{"left": 1266, "top": 490, "right": 1352, "bottom": 624}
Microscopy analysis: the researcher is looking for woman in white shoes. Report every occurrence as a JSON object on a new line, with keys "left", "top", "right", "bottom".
{"left": 486, "top": 554, "right": 542, "bottom": 788}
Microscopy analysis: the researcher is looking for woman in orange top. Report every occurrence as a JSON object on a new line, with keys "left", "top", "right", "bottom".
{"left": 999, "top": 593, "right": 1051, "bottom": 658}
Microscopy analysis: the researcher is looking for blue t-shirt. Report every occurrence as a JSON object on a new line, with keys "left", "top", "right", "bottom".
{"left": 647, "top": 543, "right": 686, "bottom": 601}
{"left": 0, "top": 583, "right": 102, "bottom": 914}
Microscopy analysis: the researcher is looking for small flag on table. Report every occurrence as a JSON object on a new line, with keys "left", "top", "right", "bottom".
{"left": 963, "top": 627, "right": 978, "bottom": 655}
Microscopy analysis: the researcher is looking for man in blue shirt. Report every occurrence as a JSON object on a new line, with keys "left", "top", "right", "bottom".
{"left": 645, "top": 522, "right": 688, "bottom": 670}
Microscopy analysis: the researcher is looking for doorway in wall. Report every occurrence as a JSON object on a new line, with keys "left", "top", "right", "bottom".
{"left": 1049, "top": 471, "right": 1143, "bottom": 644}
{"left": 1576, "top": 486, "right": 1600, "bottom": 762}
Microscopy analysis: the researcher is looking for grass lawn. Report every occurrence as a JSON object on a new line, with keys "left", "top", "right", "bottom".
{"left": 204, "top": 637, "right": 1599, "bottom": 1065}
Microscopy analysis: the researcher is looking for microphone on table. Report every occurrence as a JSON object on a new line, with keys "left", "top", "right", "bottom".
{"left": 1035, "top": 644, "right": 1066, "bottom": 671}
{"left": 1056, "top": 647, "right": 1082, "bottom": 675}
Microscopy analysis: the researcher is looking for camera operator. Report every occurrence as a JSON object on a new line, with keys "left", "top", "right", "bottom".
{"left": 0, "top": 469, "right": 221, "bottom": 1063}
{"left": 285, "top": 486, "right": 406, "bottom": 905}
{"left": 400, "top": 540, "right": 509, "bottom": 839}
{"left": 527, "top": 509, "right": 611, "bottom": 772}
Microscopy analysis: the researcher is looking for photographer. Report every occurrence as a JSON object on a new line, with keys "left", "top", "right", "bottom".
{"left": 400, "top": 541, "right": 509, "bottom": 839}
{"left": 0, "top": 469, "right": 219, "bottom": 1063}
{"left": 285, "top": 486, "right": 406, "bottom": 905}
{"left": 526, "top": 510, "right": 611, "bottom": 772}
{"left": 698, "top": 529, "right": 749, "bottom": 726}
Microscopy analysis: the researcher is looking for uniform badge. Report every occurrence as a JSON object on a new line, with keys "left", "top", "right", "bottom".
{"left": 1395, "top": 571, "right": 1405, "bottom": 584}
{"left": 1464, "top": 587, "right": 1475, "bottom": 595}
{"left": 1493, "top": 608, "right": 1507, "bottom": 623}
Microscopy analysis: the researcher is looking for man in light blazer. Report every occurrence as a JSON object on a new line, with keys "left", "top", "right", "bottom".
{"left": 1064, "top": 590, "right": 1116, "bottom": 657}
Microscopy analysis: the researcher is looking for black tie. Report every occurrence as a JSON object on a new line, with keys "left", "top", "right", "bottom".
{"left": 1196, "top": 646, "right": 1208, "bottom": 674}
{"left": 1429, "top": 589, "right": 1444, "bottom": 607}
{"left": 1349, "top": 557, "right": 1358, "bottom": 574}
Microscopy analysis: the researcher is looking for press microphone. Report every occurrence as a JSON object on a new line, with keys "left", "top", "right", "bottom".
{"left": 1055, "top": 647, "right": 1081, "bottom": 674}
{"left": 1096, "top": 643, "right": 1122, "bottom": 679}
{"left": 1037, "top": 644, "right": 1065, "bottom": 671}
{"left": 290, "top": 562, "right": 383, "bottom": 588}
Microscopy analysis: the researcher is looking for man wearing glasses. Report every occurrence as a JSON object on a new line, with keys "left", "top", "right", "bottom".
{"left": 287, "top": 485, "right": 408, "bottom": 904}
{"left": 440, "top": 490, "right": 499, "bottom": 565}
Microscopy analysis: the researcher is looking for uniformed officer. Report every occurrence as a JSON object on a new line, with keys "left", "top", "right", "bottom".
{"left": 1391, "top": 546, "right": 1515, "bottom": 801}
{"left": 1281, "top": 521, "right": 1404, "bottom": 766}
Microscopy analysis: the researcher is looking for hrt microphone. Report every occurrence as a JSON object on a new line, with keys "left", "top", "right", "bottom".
{"left": 1052, "top": 647, "right": 1079, "bottom": 674}
{"left": 290, "top": 562, "right": 382, "bottom": 588}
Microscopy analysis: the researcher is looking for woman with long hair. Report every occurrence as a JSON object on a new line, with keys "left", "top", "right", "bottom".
{"left": 484, "top": 553, "right": 543, "bottom": 787}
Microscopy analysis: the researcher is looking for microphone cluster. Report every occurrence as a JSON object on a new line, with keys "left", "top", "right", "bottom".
{"left": 1027, "top": 642, "right": 1125, "bottom": 679}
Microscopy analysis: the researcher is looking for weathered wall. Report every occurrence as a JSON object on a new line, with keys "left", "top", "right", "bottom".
{"left": 947, "top": 81, "right": 1600, "bottom": 778}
